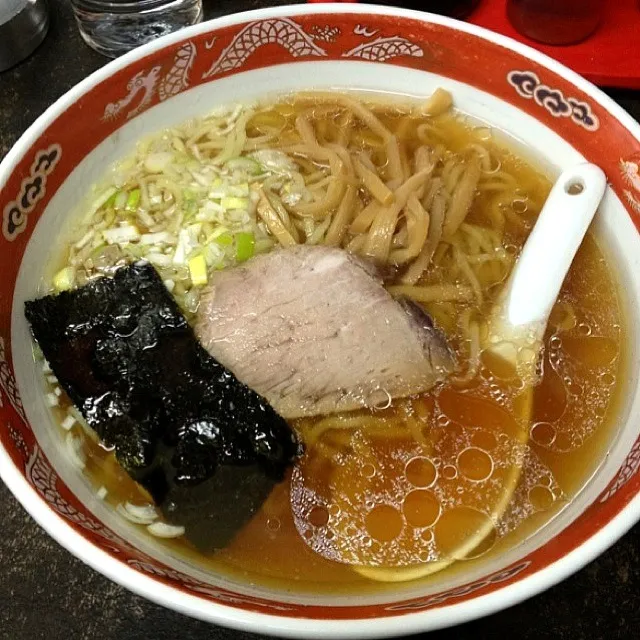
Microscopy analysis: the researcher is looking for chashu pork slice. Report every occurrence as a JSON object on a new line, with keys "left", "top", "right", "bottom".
{"left": 195, "top": 245, "right": 454, "bottom": 419}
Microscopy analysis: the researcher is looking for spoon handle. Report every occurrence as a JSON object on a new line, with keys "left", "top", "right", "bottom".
{"left": 486, "top": 163, "right": 606, "bottom": 371}
{"left": 502, "top": 162, "right": 606, "bottom": 330}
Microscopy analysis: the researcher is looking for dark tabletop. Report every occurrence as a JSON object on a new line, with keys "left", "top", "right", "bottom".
{"left": 1, "top": 1, "right": 639, "bottom": 639}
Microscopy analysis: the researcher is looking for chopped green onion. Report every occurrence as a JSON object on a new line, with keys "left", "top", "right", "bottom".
{"left": 147, "top": 253, "right": 172, "bottom": 268}
{"left": 114, "top": 190, "right": 127, "bottom": 210}
{"left": 103, "top": 191, "right": 118, "bottom": 209}
{"left": 203, "top": 243, "right": 224, "bottom": 268}
{"left": 202, "top": 222, "right": 215, "bottom": 238}
{"left": 144, "top": 152, "right": 173, "bottom": 173}
{"left": 221, "top": 196, "right": 249, "bottom": 210}
{"left": 229, "top": 182, "right": 250, "bottom": 197}
{"left": 140, "top": 231, "right": 173, "bottom": 245}
{"left": 89, "top": 243, "right": 108, "bottom": 259}
{"left": 61, "top": 414, "right": 76, "bottom": 431}
{"left": 53, "top": 266, "right": 76, "bottom": 292}
{"left": 215, "top": 232, "right": 233, "bottom": 247}
{"left": 125, "top": 188, "right": 141, "bottom": 211}
{"left": 84, "top": 186, "right": 118, "bottom": 221}
{"left": 188, "top": 254, "right": 208, "bottom": 286}
{"left": 103, "top": 225, "right": 140, "bottom": 245}
{"left": 206, "top": 226, "right": 230, "bottom": 240}
{"left": 235, "top": 232, "right": 255, "bottom": 262}
{"left": 123, "top": 244, "right": 147, "bottom": 259}
{"left": 137, "top": 208, "right": 155, "bottom": 228}
{"left": 184, "top": 200, "right": 198, "bottom": 220}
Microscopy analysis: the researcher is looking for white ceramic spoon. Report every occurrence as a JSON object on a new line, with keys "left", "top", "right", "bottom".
{"left": 356, "top": 163, "right": 607, "bottom": 583}
{"left": 486, "top": 162, "right": 607, "bottom": 376}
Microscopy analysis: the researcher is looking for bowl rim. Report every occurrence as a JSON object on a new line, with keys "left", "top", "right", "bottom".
{"left": 1, "top": 3, "right": 640, "bottom": 637}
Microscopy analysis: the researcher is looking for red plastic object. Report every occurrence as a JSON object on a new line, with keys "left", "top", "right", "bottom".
{"left": 470, "top": 0, "right": 640, "bottom": 88}
{"left": 307, "top": 1, "right": 640, "bottom": 89}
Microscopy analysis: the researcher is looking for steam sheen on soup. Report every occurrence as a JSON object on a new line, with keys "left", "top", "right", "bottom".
{"left": 39, "top": 90, "right": 624, "bottom": 591}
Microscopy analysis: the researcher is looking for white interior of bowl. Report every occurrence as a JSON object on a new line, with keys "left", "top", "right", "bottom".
{"left": 10, "top": 60, "right": 640, "bottom": 607}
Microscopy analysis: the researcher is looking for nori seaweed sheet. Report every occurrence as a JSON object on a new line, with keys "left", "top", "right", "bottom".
{"left": 24, "top": 262, "right": 301, "bottom": 551}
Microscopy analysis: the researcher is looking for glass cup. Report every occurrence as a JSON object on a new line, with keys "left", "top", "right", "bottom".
{"left": 507, "top": 0, "right": 605, "bottom": 46}
{"left": 70, "top": 0, "right": 203, "bottom": 58}
{"left": 422, "top": 1, "right": 482, "bottom": 19}
{"left": 369, "top": 2, "right": 482, "bottom": 20}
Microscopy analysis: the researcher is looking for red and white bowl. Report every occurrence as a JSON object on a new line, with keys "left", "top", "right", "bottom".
{"left": 1, "top": 4, "right": 639, "bottom": 637}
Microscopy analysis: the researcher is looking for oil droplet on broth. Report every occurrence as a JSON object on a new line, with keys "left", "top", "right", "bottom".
{"left": 530, "top": 422, "right": 556, "bottom": 447}
{"left": 511, "top": 198, "right": 528, "bottom": 214}
{"left": 308, "top": 506, "right": 329, "bottom": 528}
{"left": 470, "top": 429, "right": 497, "bottom": 451}
{"left": 434, "top": 507, "right": 497, "bottom": 561}
{"left": 504, "top": 243, "right": 518, "bottom": 256}
{"left": 267, "top": 517, "right": 281, "bottom": 532}
{"left": 594, "top": 405, "right": 607, "bottom": 418}
{"left": 457, "top": 447, "right": 494, "bottom": 482}
{"left": 365, "top": 504, "right": 403, "bottom": 542}
{"left": 528, "top": 485, "right": 555, "bottom": 511}
{"left": 436, "top": 414, "right": 451, "bottom": 427}
{"left": 438, "top": 387, "right": 519, "bottom": 439}
{"left": 403, "top": 490, "right": 441, "bottom": 528}
{"left": 362, "top": 463, "right": 377, "bottom": 479}
{"left": 421, "top": 528, "right": 434, "bottom": 543}
{"left": 578, "top": 323, "right": 592, "bottom": 336}
{"left": 442, "top": 464, "right": 458, "bottom": 480}
{"left": 600, "top": 372, "right": 616, "bottom": 386}
{"left": 405, "top": 456, "right": 437, "bottom": 488}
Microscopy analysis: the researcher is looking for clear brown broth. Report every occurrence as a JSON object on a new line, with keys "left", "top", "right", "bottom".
{"left": 46, "top": 99, "right": 625, "bottom": 593}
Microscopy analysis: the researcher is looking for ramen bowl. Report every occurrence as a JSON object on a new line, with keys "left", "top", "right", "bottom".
{"left": 1, "top": 3, "right": 639, "bottom": 637}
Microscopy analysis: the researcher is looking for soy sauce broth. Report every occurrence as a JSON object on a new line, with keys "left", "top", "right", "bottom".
{"left": 42, "top": 97, "right": 625, "bottom": 593}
